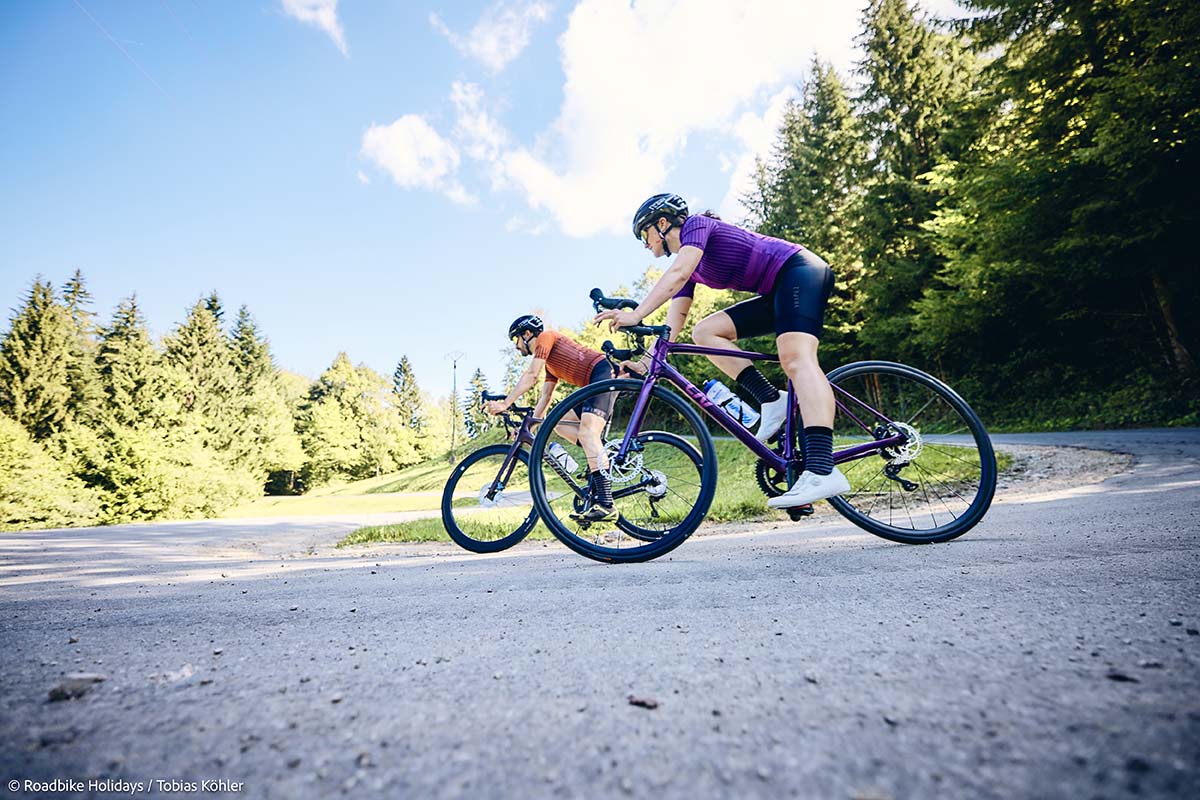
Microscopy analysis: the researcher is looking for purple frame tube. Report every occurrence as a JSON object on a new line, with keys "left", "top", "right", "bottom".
{"left": 616, "top": 337, "right": 906, "bottom": 469}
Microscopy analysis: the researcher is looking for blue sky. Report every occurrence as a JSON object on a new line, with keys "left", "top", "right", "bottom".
{"left": 1, "top": 0, "right": 963, "bottom": 396}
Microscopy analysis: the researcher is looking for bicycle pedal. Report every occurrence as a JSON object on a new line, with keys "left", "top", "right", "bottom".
{"left": 785, "top": 504, "right": 814, "bottom": 522}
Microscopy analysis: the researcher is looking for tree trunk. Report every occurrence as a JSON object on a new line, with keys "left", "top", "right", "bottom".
{"left": 1150, "top": 268, "right": 1198, "bottom": 379}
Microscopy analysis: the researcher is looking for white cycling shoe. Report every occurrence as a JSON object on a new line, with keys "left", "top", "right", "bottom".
{"left": 755, "top": 396, "right": 789, "bottom": 442}
{"left": 767, "top": 468, "right": 851, "bottom": 509}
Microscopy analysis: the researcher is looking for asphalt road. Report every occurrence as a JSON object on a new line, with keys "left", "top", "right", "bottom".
{"left": 1, "top": 430, "right": 1197, "bottom": 799}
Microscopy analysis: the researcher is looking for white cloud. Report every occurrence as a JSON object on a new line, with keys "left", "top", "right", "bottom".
{"left": 450, "top": 82, "right": 508, "bottom": 163}
{"left": 504, "top": 216, "right": 546, "bottom": 236}
{"left": 281, "top": 0, "right": 348, "bottom": 56}
{"left": 430, "top": 1, "right": 551, "bottom": 73}
{"left": 496, "top": 0, "right": 858, "bottom": 237}
{"left": 360, "top": 116, "right": 474, "bottom": 205}
{"left": 362, "top": 0, "right": 969, "bottom": 231}
{"left": 716, "top": 86, "right": 799, "bottom": 224}
{"left": 356, "top": 169, "right": 370, "bottom": 185}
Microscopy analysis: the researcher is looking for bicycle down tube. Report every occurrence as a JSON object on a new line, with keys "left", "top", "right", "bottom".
{"left": 615, "top": 336, "right": 907, "bottom": 471}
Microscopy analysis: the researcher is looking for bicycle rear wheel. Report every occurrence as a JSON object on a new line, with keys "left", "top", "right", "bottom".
{"left": 826, "top": 361, "right": 997, "bottom": 544}
{"left": 529, "top": 379, "right": 717, "bottom": 563}
{"left": 442, "top": 444, "right": 539, "bottom": 553}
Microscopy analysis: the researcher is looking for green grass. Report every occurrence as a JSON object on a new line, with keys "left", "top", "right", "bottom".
{"left": 365, "top": 430, "right": 511, "bottom": 494}
{"left": 337, "top": 516, "right": 557, "bottom": 547}
{"left": 221, "top": 431, "right": 515, "bottom": 517}
{"left": 334, "top": 435, "right": 1012, "bottom": 547}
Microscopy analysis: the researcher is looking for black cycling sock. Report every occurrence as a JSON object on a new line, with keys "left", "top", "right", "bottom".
{"left": 803, "top": 427, "right": 834, "bottom": 476}
{"left": 737, "top": 366, "right": 781, "bottom": 406}
{"left": 594, "top": 470, "right": 614, "bottom": 508}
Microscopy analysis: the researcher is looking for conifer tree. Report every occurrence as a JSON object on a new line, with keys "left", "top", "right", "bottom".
{"left": 230, "top": 306, "right": 273, "bottom": 390}
{"left": 391, "top": 356, "right": 423, "bottom": 431}
{"left": 749, "top": 60, "right": 868, "bottom": 363}
{"left": 464, "top": 367, "right": 491, "bottom": 438}
{"left": 204, "top": 291, "right": 225, "bottom": 326}
{"left": 60, "top": 270, "right": 104, "bottom": 425}
{"left": 921, "top": 0, "right": 1200, "bottom": 394}
{"left": 0, "top": 279, "right": 74, "bottom": 440}
{"left": 228, "top": 305, "right": 304, "bottom": 481}
{"left": 299, "top": 353, "right": 416, "bottom": 485}
{"left": 854, "top": 0, "right": 976, "bottom": 360}
{"left": 0, "top": 413, "right": 100, "bottom": 530}
{"left": 163, "top": 299, "right": 239, "bottom": 439}
{"left": 97, "top": 296, "right": 160, "bottom": 427}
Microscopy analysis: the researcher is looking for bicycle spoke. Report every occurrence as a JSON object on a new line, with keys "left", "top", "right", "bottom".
{"left": 828, "top": 364, "right": 996, "bottom": 542}
{"left": 530, "top": 380, "right": 716, "bottom": 561}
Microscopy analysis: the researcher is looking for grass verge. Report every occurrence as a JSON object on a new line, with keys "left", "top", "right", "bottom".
{"left": 336, "top": 437, "right": 1011, "bottom": 548}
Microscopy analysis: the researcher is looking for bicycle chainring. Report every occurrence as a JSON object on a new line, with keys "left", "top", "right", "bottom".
{"left": 755, "top": 459, "right": 790, "bottom": 498}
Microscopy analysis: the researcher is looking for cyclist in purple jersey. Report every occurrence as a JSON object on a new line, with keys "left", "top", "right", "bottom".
{"left": 594, "top": 193, "right": 847, "bottom": 509}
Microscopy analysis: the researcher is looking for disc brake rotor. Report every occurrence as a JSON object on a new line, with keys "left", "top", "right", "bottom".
{"left": 604, "top": 441, "right": 643, "bottom": 483}
{"left": 477, "top": 484, "right": 503, "bottom": 508}
{"left": 881, "top": 421, "right": 923, "bottom": 464}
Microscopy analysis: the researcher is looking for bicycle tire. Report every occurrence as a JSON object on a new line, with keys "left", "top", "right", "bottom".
{"left": 442, "top": 444, "right": 540, "bottom": 553}
{"left": 529, "top": 379, "right": 717, "bottom": 563}
{"left": 825, "top": 361, "right": 997, "bottom": 544}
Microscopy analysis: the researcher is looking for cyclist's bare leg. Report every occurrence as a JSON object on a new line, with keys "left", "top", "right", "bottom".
{"left": 691, "top": 311, "right": 753, "bottom": 378}
{"left": 577, "top": 411, "right": 609, "bottom": 472}
{"left": 554, "top": 410, "right": 582, "bottom": 445}
{"left": 777, "top": 331, "right": 833, "bottom": 427}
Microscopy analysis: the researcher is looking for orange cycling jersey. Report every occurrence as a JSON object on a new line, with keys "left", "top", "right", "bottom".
{"left": 533, "top": 330, "right": 604, "bottom": 387}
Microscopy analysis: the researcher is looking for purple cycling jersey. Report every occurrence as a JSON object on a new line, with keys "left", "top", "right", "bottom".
{"left": 672, "top": 215, "right": 802, "bottom": 299}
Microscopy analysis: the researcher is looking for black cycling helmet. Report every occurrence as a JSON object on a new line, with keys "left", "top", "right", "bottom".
{"left": 632, "top": 193, "right": 688, "bottom": 240}
{"left": 508, "top": 314, "right": 544, "bottom": 340}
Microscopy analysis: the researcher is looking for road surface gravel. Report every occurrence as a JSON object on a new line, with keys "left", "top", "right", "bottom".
{"left": 1, "top": 430, "right": 1197, "bottom": 799}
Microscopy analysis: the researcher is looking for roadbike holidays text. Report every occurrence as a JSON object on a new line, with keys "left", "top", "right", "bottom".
{"left": 14, "top": 778, "right": 245, "bottom": 794}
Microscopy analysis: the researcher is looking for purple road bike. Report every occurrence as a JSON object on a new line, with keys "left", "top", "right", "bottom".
{"left": 527, "top": 290, "right": 998, "bottom": 564}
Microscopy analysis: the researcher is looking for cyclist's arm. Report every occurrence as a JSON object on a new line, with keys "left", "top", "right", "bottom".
{"left": 532, "top": 377, "right": 558, "bottom": 418}
{"left": 664, "top": 295, "right": 692, "bottom": 342}
{"left": 631, "top": 245, "right": 702, "bottom": 321}
{"left": 503, "top": 357, "right": 545, "bottom": 408}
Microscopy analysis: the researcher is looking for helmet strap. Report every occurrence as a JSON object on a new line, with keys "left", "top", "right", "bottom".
{"left": 658, "top": 219, "right": 676, "bottom": 256}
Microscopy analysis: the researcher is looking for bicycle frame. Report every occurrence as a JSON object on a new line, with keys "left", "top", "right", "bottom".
{"left": 487, "top": 412, "right": 656, "bottom": 503}
{"left": 614, "top": 337, "right": 908, "bottom": 473}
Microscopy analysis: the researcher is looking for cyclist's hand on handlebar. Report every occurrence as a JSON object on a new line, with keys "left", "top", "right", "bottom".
{"left": 618, "top": 358, "right": 648, "bottom": 378}
{"left": 593, "top": 308, "right": 642, "bottom": 332}
{"left": 484, "top": 399, "right": 507, "bottom": 416}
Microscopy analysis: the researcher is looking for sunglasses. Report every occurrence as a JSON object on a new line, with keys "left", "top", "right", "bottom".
{"left": 640, "top": 226, "right": 654, "bottom": 245}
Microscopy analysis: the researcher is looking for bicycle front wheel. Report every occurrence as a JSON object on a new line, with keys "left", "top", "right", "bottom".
{"left": 441, "top": 444, "right": 539, "bottom": 553}
{"left": 529, "top": 379, "right": 717, "bottom": 563}
{"left": 826, "top": 361, "right": 997, "bottom": 544}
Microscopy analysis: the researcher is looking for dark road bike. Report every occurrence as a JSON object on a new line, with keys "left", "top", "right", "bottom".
{"left": 526, "top": 290, "right": 998, "bottom": 564}
{"left": 440, "top": 392, "right": 542, "bottom": 553}
{"left": 441, "top": 382, "right": 693, "bottom": 551}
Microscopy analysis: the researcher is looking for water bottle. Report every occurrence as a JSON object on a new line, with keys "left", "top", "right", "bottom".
{"left": 548, "top": 442, "right": 579, "bottom": 474}
{"left": 703, "top": 379, "right": 760, "bottom": 428}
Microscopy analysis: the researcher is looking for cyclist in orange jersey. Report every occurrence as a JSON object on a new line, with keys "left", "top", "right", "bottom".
{"left": 486, "top": 315, "right": 617, "bottom": 523}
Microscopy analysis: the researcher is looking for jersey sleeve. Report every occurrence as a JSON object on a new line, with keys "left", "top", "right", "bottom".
{"left": 673, "top": 279, "right": 697, "bottom": 300}
{"left": 533, "top": 330, "right": 556, "bottom": 360}
{"left": 679, "top": 214, "right": 716, "bottom": 251}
